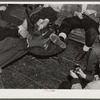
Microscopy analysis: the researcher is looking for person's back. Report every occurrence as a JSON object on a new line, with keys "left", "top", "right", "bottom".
{"left": 84, "top": 80, "right": 100, "bottom": 89}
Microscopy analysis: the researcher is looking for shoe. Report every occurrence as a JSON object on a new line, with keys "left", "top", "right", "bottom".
{"left": 75, "top": 50, "right": 87, "bottom": 61}
{"left": 50, "top": 33, "right": 66, "bottom": 49}
{"left": 28, "top": 35, "right": 49, "bottom": 47}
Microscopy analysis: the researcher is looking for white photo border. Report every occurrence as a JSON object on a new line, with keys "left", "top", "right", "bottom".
{"left": 0, "top": 1, "right": 100, "bottom": 99}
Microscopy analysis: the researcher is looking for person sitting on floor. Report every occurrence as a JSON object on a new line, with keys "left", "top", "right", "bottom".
{"left": 58, "top": 66, "right": 100, "bottom": 89}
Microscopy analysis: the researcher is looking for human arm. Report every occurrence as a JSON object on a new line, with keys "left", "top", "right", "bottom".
{"left": 69, "top": 70, "right": 82, "bottom": 89}
{"left": 76, "top": 68, "right": 94, "bottom": 81}
{"left": 83, "top": 9, "right": 97, "bottom": 16}
{"left": 74, "top": 4, "right": 87, "bottom": 19}
{"left": 74, "top": 11, "right": 83, "bottom": 19}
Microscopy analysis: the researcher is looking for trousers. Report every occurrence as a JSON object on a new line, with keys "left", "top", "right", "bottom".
{"left": 0, "top": 27, "right": 28, "bottom": 68}
{"left": 59, "top": 14, "right": 99, "bottom": 47}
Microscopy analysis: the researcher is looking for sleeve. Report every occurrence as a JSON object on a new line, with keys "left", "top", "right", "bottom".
{"left": 85, "top": 74, "right": 94, "bottom": 81}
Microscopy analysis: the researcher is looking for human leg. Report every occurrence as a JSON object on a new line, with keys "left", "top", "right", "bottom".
{"left": 0, "top": 27, "right": 19, "bottom": 41}
{"left": 18, "top": 19, "right": 32, "bottom": 40}
{"left": 50, "top": 16, "right": 81, "bottom": 49}
{"left": 33, "top": 7, "right": 57, "bottom": 36}
{"left": 85, "top": 27, "right": 98, "bottom": 50}
{"left": 76, "top": 27, "right": 98, "bottom": 61}
{"left": 0, "top": 37, "right": 27, "bottom": 68}
{"left": 75, "top": 15, "right": 99, "bottom": 61}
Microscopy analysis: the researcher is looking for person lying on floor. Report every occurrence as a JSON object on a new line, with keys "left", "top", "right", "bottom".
{"left": 31, "top": 4, "right": 63, "bottom": 35}
{"left": 49, "top": 4, "right": 100, "bottom": 60}
{"left": 0, "top": 18, "right": 49, "bottom": 73}
{"left": 58, "top": 67, "right": 100, "bottom": 89}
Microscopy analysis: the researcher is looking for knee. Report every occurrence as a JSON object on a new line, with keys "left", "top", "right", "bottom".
{"left": 88, "top": 28, "right": 98, "bottom": 36}
{"left": 60, "top": 18, "right": 71, "bottom": 30}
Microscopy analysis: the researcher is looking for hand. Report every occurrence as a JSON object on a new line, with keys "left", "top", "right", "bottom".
{"left": 70, "top": 70, "right": 79, "bottom": 78}
{"left": 84, "top": 10, "right": 97, "bottom": 16}
{"left": 0, "top": 6, "right": 7, "bottom": 11}
{"left": 74, "top": 11, "right": 83, "bottom": 19}
{"left": 76, "top": 68, "right": 86, "bottom": 79}
{"left": 38, "top": 24, "right": 43, "bottom": 31}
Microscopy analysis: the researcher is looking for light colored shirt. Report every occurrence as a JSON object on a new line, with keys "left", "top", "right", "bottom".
{"left": 43, "top": 4, "right": 63, "bottom": 12}
{"left": 72, "top": 80, "right": 100, "bottom": 89}
{"left": 81, "top": 4, "right": 87, "bottom": 13}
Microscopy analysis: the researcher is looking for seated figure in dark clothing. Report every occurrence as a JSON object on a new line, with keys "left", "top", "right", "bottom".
{"left": 58, "top": 65, "right": 100, "bottom": 89}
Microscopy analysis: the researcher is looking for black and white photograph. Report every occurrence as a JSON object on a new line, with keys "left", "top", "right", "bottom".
{"left": 0, "top": 1, "right": 100, "bottom": 93}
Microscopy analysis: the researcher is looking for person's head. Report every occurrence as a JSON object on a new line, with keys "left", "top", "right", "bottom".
{"left": 94, "top": 74, "right": 100, "bottom": 81}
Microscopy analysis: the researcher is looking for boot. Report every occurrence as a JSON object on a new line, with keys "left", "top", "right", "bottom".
{"left": 50, "top": 33, "right": 66, "bottom": 49}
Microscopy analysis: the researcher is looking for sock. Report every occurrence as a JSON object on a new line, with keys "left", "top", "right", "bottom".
{"left": 59, "top": 32, "right": 67, "bottom": 40}
{"left": 36, "top": 19, "right": 44, "bottom": 26}
{"left": 18, "top": 25, "right": 25, "bottom": 33}
{"left": 83, "top": 45, "right": 90, "bottom": 52}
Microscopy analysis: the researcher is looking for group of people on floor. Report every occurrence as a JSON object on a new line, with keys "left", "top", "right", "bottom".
{"left": 0, "top": 4, "right": 100, "bottom": 89}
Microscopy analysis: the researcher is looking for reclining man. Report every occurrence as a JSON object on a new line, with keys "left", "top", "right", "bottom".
{"left": 49, "top": 4, "right": 100, "bottom": 61}
{"left": 0, "top": 18, "right": 49, "bottom": 72}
